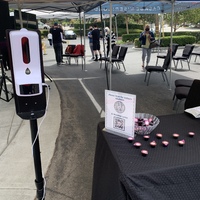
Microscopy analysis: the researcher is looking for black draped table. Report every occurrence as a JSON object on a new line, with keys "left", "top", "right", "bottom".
{"left": 92, "top": 113, "right": 200, "bottom": 200}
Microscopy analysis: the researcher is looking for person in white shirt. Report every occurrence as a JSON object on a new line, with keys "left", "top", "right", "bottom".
{"left": 47, "top": 32, "right": 52, "bottom": 46}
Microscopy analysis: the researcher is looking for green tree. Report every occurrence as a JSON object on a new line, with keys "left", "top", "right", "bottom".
{"left": 164, "top": 8, "right": 200, "bottom": 31}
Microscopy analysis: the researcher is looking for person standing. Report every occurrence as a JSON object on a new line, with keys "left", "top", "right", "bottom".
{"left": 58, "top": 24, "right": 64, "bottom": 57}
{"left": 139, "top": 24, "right": 155, "bottom": 71}
{"left": 47, "top": 32, "right": 52, "bottom": 46}
{"left": 88, "top": 26, "right": 94, "bottom": 60}
{"left": 0, "top": 40, "right": 10, "bottom": 71}
{"left": 50, "top": 22, "right": 64, "bottom": 66}
{"left": 91, "top": 24, "right": 102, "bottom": 61}
{"left": 105, "top": 27, "right": 116, "bottom": 57}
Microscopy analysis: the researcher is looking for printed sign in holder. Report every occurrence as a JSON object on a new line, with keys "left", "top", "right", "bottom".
{"left": 105, "top": 90, "right": 136, "bottom": 138}
{"left": 7, "top": 28, "right": 46, "bottom": 200}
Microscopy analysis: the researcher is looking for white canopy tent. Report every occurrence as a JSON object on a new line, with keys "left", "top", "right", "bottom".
{"left": 18, "top": 9, "right": 108, "bottom": 19}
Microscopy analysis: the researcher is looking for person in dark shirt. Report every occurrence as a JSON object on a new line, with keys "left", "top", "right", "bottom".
{"left": 50, "top": 22, "right": 64, "bottom": 66}
{"left": 0, "top": 40, "right": 10, "bottom": 71}
{"left": 91, "top": 24, "right": 102, "bottom": 61}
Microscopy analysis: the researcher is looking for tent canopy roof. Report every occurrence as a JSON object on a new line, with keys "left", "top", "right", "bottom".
{"left": 6, "top": 0, "right": 105, "bottom": 13}
{"left": 88, "top": 1, "right": 200, "bottom": 15}
{"left": 5, "top": 0, "right": 200, "bottom": 18}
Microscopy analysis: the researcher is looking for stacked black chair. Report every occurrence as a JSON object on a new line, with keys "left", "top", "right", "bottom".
{"left": 175, "top": 79, "right": 194, "bottom": 88}
{"left": 173, "top": 44, "right": 195, "bottom": 70}
{"left": 173, "top": 87, "right": 191, "bottom": 111}
{"left": 144, "top": 47, "right": 171, "bottom": 86}
{"left": 173, "top": 79, "right": 194, "bottom": 111}
{"left": 184, "top": 79, "right": 200, "bottom": 110}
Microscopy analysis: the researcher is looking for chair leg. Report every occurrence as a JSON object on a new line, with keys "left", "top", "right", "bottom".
{"left": 111, "top": 62, "right": 114, "bottom": 71}
{"left": 173, "top": 59, "right": 176, "bottom": 69}
{"left": 161, "top": 72, "right": 165, "bottom": 82}
{"left": 100, "top": 60, "right": 102, "bottom": 69}
{"left": 144, "top": 71, "right": 148, "bottom": 82}
{"left": 163, "top": 72, "right": 169, "bottom": 86}
{"left": 195, "top": 55, "right": 197, "bottom": 62}
{"left": 102, "top": 61, "right": 107, "bottom": 69}
{"left": 175, "top": 99, "right": 185, "bottom": 113}
{"left": 156, "top": 58, "right": 158, "bottom": 66}
{"left": 122, "top": 61, "right": 126, "bottom": 71}
{"left": 115, "top": 62, "right": 120, "bottom": 69}
{"left": 117, "top": 62, "right": 121, "bottom": 69}
{"left": 172, "top": 92, "right": 175, "bottom": 100}
{"left": 187, "top": 60, "right": 190, "bottom": 70}
{"left": 180, "top": 60, "right": 183, "bottom": 68}
{"left": 147, "top": 72, "right": 151, "bottom": 86}
{"left": 173, "top": 98, "right": 178, "bottom": 110}
{"left": 175, "top": 60, "right": 179, "bottom": 70}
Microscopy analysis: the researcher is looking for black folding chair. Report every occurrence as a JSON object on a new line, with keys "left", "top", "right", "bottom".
{"left": 173, "top": 86, "right": 191, "bottom": 111}
{"left": 190, "top": 52, "right": 200, "bottom": 62}
{"left": 173, "top": 44, "right": 194, "bottom": 70}
{"left": 144, "top": 48, "right": 171, "bottom": 86}
{"left": 99, "top": 45, "right": 120, "bottom": 69}
{"left": 156, "top": 43, "right": 179, "bottom": 66}
{"left": 111, "top": 46, "right": 128, "bottom": 71}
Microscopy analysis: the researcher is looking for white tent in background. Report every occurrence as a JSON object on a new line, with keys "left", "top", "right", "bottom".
{"left": 19, "top": 9, "right": 107, "bottom": 19}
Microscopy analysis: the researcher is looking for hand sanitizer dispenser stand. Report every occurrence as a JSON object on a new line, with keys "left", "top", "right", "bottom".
{"left": 7, "top": 28, "right": 46, "bottom": 200}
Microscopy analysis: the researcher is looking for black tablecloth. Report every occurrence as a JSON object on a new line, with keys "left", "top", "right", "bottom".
{"left": 92, "top": 113, "right": 200, "bottom": 200}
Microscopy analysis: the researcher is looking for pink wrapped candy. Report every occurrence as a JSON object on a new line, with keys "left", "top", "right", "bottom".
{"left": 188, "top": 132, "right": 195, "bottom": 137}
{"left": 178, "top": 140, "right": 185, "bottom": 146}
{"left": 141, "top": 149, "right": 148, "bottom": 157}
{"left": 133, "top": 142, "right": 141, "bottom": 148}
{"left": 162, "top": 141, "right": 169, "bottom": 147}
{"left": 150, "top": 141, "right": 157, "bottom": 148}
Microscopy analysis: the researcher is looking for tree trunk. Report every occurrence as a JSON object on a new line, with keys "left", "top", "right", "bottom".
{"left": 125, "top": 16, "right": 129, "bottom": 34}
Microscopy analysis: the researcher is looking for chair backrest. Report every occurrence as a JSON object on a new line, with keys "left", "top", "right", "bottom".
{"left": 182, "top": 44, "right": 195, "bottom": 58}
{"left": 112, "top": 45, "right": 120, "bottom": 58}
{"left": 172, "top": 43, "right": 179, "bottom": 56}
{"left": 65, "top": 45, "right": 76, "bottom": 54}
{"left": 184, "top": 79, "right": 200, "bottom": 110}
{"left": 118, "top": 46, "right": 128, "bottom": 60}
{"left": 162, "top": 48, "right": 171, "bottom": 70}
{"left": 72, "top": 44, "right": 84, "bottom": 56}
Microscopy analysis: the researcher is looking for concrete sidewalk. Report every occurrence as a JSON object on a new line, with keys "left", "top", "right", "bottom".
{"left": 0, "top": 54, "right": 61, "bottom": 199}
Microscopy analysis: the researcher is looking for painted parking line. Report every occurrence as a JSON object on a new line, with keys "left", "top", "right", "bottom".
{"left": 79, "top": 78, "right": 105, "bottom": 118}
{"left": 52, "top": 77, "right": 105, "bottom": 118}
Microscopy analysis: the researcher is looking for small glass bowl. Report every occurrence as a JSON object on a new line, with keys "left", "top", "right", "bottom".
{"left": 134, "top": 113, "right": 160, "bottom": 135}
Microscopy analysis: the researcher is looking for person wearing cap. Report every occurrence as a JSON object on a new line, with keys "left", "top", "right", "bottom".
{"left": 50, "top": 22, "right": 64, "bottom": 66}
{"left": 88, "top": 26, "right": 94, "bottom": 60}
